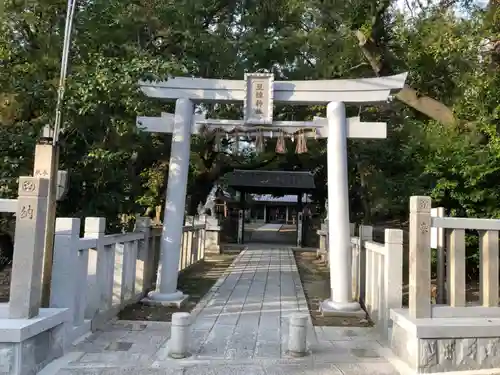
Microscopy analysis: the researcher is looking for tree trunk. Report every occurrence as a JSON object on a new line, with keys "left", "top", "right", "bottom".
{"left": 487, "top": 0, "right": 500, "bottom": 66}
{"left": 354, "top": 29, "right": 457, "bottom": 126}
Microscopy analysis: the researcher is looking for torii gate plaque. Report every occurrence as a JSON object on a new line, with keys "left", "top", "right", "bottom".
{"left": 138, "top": 72, "right": 407, "bottom": 315}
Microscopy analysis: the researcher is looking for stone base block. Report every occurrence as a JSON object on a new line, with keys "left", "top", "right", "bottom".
{"left": 68, "top": 320, "right": 91, "bottom": 345}
{"left": 0, "top": 304, "right": 71, "bottom": 375}
{"left": 390, "top": 307, "right": 500, "bottom": 373}
{"left": 320, "top": 299, "right": 366, "bottom": 318}
{"left": 141, "top": 293, "right": 189, "bottom": 308}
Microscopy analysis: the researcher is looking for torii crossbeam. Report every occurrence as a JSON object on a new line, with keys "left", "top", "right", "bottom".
{"left": 137, "top": 114, "right": 387, "bottom": 139}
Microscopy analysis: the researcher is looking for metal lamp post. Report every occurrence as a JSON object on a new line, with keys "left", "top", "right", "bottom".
{"left": 39, "top": 0, "right": 77, "bottom": 306}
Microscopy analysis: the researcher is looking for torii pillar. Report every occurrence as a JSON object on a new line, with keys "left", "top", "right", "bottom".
{"left": 322, "top": 102, "right": 362, "bottom": 315}
{"left": 311, "top": 111, "right": 389, "bottom": 315}
{"left": 138, "top": 101, "right": 205, "bottom": 306}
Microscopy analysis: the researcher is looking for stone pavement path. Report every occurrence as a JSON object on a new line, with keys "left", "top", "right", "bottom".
{"left": 252, "top": 223, "right": 284, "bottom": 231}
{"left": 246, "top": 224, "right": 295, "bottom": 244}
{"left": 187, "top": 249, "right": 309, "bottom": 360}
{"left": 42, "top": 248, "right": 400, "bottom": 375}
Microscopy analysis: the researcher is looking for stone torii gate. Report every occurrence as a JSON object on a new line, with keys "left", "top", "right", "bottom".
{"left": 138, "top": 72, "right": 407, "bottom": 315}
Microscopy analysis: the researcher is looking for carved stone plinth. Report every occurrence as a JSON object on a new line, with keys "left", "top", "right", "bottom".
{"left": 390, "top": 307, "right": 500, "bottom": 373}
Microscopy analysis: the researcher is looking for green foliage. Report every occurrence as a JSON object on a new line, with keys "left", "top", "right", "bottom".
{"left": 0, "top": 0, "right": 499, "bottom": 247}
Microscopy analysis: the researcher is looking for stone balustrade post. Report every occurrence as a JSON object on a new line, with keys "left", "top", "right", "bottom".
{"left": 382, "top": 228, "right": 403, "bottom": 338}
{"left": 237, "top": 210, "right": 244, "bottom": 244}
{"left": 200, "top": 218, "right": 207, "bottom": 258}
{"left": 349, "top": 222, "right": 356, "bottom": 296}
{"left": 122, "top": 239, "right": 138, "bottom": 302}
{"left": 50, "top": 218, "right": 80, "bottom": 325}
{"left": 433, "top": 207, "right": 446, "bottom": 304}
{"left": 357, "top": 225, "right": 372, "bottom": 303}
{"left": 135, "top": 217, "right": 152, "bottom": 293}
{"left": 297, "top": 212, "right": 303, "bottom": 247}
{"left": 9, "top": 177, "right": 49, "bottom": 319}
{"left": 480, "top": 230, "right": 499, "bottom": 307}
{"left": 409, "top": 196, "right": 432, "bottom": 319}
{"left": 349, "top": 222, "right": 355, "bottom": 236}
{"left": 318, "top": 232, "right": 326, "bottom": 252}
{"left": 448, "top": 227, "right": 466, "bottom": 307}
{"left": 84, "top": 217, "right": 106, "bottom": 319}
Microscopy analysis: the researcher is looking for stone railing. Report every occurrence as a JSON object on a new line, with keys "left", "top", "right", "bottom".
{"left": 179, "top": 221, "right": 207, "bottom": 270}
{"left": 390, "top": 196, "right": 500, "bottom": 373}
{"left": 0, "top": 198, "right": 17, "bottom": 213}
{"left": 316, "top": 221, "right": 403, "bottom": 340}
{"left": 49, "top": 216, "right": 209, "bottom": 343}
{"left": 49, "top": 217, "right": 152, "bottom": 342}
{"left": 0, "top": 176, "right": 221, "bottom": 375}
{"left": 316, "top": 222, "right": 355, "bottom": 263}
{"left": 350, "top": 225, "right": 403, "bottom": 341}
{"left": 1, "top": 211, "right": 212, "bottom": 375}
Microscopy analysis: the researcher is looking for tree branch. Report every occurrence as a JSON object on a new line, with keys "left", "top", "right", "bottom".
{"left": 354, "top": 27, "right": 457, "bottom": 126}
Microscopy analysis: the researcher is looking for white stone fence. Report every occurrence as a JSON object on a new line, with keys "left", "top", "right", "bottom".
{"left": 350, "top": 225, "right": 403, "bottom": 340}
{"left": 0, "top": 177, "right": 220, "bottom": 375}
{"left": 389, "top": 196, "right": 500, "bottom": 373}
{"left": 0, "top": 198, "right": 17, "bottom": 213}
{"left": 49, "top": 216, "right": 207, "bottom": 343}
{"left": 401, "top": 196, "right": 500, "bottom": 319}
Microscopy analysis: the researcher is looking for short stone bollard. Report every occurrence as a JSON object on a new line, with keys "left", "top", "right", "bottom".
{"left": 287, "top": 313, "right": 309, "bottom": 357}
{"left": 169, "top": 312, "right": 191, "bottom": 359}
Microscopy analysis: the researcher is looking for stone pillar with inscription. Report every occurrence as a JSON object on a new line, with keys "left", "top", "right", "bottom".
{"left": 243, "top": 73, "right": 274, "bottom": 125}
{"left": 9, "top": 177, "right": 49, "bottom": 319}
{"left": 33, "top": 141, "right": 59, "bottom": 307}
{"left": 409, "top": 196, "right": 432, "bottom": 319}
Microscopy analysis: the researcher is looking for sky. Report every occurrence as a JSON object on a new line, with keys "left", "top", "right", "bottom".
{"left": 394, "top": 0, "right": 488, "bottom": 16}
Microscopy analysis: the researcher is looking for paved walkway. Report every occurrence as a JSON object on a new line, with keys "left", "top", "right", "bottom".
{"left": 246, "top": 224, "right": 296, "bottom": 244}
{"left": 252, "top": 223, "right": 284, "bottom": 231}
{"left": 43, "top": 248, "right": 400, "bottom": 375}
{"left": 188, "top": 249, "right": 309, "bottom": 360}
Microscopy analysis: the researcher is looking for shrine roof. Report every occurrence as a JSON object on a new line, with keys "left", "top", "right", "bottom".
{"left": 224, "top": 170, "right": 315, "bottom": 193}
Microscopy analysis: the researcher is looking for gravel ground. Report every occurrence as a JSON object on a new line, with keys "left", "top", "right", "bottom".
{"left": 118, "top": 253, "right": 237, "bottom": 321}
{"left": 294, "top": 251, "right": 372, "bottom": 327}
